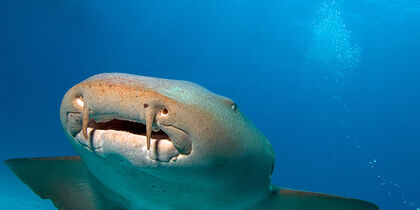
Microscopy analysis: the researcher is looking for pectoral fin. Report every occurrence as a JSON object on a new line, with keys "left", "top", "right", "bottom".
{"left": 250, "top": 187, "right": 378, "bottom": 210}
{"left": 4, "top": 156, "right": 125, "bottom": 210}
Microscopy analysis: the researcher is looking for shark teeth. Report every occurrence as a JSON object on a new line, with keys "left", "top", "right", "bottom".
{"left": 75, "top": 128, "right": 180, "bottom": 163}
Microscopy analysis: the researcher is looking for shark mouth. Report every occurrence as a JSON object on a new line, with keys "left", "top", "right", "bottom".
{"left": 68, "top": 110, "right": 182, "bottom": 163}
{"left": 88, "top": 119, "right": 170, "bottom": 141}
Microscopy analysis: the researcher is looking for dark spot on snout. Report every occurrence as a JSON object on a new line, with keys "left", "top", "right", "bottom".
{"left": 144, "top": 103, "right": 149, "bottom": 108}
{"left": 152, "top": 185, "right": 155, "bottom": 188}
{"left": 216, "top": 163, "right": 221, "bottom": 168}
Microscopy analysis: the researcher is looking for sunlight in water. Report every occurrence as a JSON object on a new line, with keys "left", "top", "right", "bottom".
{"left": 306, "top": 2, "right": 420, "bottom": 209}
{"left": 306, "top": 0, "right": 361, "bottom": 83}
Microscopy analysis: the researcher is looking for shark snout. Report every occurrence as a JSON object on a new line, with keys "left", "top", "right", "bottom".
{"left": 60, "top": 74, "right": 193, "bottom": 164}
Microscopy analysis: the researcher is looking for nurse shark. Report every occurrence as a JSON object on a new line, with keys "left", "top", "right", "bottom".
{"left": 5, "top": 73, "right": 378, "bottom": 210}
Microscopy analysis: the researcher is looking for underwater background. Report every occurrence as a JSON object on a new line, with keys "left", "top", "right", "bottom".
{"left": 0, "top": 0, "right": 419, "bottom": 209}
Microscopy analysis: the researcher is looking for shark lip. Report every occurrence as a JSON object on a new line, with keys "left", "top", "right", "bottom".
{"left": 67, "top": 113, "right": 171, "bottom": 141}
{"left": 67, "top": 113, "right": 184, "bottom": 162}
{"left": 74, "top": 127, "right": 180, "bottom": 163}
{"left": 87, "top": 119, "right": 170, "bottom": 141}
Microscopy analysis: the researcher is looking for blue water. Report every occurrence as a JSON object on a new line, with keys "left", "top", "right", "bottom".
{"left": 0, "top": 0, "right": 419, "bottom": 209}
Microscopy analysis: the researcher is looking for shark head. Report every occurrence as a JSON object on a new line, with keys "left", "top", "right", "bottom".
{"left": 60, "top": 73, "right": 275, "bottom": 209}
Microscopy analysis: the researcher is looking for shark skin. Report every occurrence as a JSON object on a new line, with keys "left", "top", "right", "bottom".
{"left": 5, "top": 73, "right": 378, "bottom": 210}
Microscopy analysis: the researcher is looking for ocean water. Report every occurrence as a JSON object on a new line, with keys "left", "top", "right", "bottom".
{"left": 0, "top": 0, "right": 419, "bottom": 209}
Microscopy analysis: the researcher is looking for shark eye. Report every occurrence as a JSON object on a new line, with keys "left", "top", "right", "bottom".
{"left": 231, "top": 103, "right": 237, "bottom": 111}
{"left": 160, "top": 108, "right": 169, "bottom": 117}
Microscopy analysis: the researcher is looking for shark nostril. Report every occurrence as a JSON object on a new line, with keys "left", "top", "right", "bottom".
{"left": 160, "top": 108, "right": 169, "bottom": 117}
{"left": 73, "top": 97, "right": 85, "bottom": 109}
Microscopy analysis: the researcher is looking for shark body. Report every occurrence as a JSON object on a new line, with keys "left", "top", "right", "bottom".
{"left": 6, "top": 73, "right": 378, "bottom": 210}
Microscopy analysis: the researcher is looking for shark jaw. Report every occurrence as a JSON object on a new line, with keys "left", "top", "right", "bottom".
{"left": 75, "top": 127, "right": 181, "bottom": 163}
{"left": 65, "top": 99, "right": 191, "bottom": 165}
